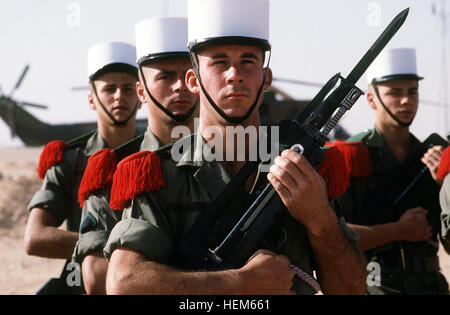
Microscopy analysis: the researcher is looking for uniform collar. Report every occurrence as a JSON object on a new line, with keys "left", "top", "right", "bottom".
{"left": 84, "top": 130, "right": 108, "bottom": 156}
{"left": 175, "top": 131, "right": 232, "bottom": 197}
{"left": 140, "top": 128, "right": 162, "bottom": 152}
{"left": 363, "top": 126, "right": 385, "bottom": 148}
{"left": 175, "top": 131, "right": 217, "bottom": 168}
{"left": 364, "top": 125, "right": 421, "bottom": 172}
{"left": 364, "top": 125, "right": 420, "bottom": 149}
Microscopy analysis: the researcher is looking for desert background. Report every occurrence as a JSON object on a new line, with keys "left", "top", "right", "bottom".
{"left": 0, "top": 147, "right": 66, "bottom": 294}
{"left": 0, "top": 146, "right": 450, "bottom": 295}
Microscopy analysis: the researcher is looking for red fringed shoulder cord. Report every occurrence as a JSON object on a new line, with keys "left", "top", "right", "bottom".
{"left": 78, "top": 148, "right": 117, "bottom": 208}
{"left": 37, "top": 140, "right": 67, "bottom": 180}
{"left": 109, "top": 151, "right": 165, "bottom": 211}
{"left": 316, "top": 145, "right": 350, "bottom": 198}
{"left": 332, "top": 140, "right": 373, "bottom": 179}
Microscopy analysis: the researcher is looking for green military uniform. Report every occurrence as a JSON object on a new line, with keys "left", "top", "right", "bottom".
{"left": 334, "top": 126, "right": 448, "bottom": 295}
{"left": 28, "top": 130, "right": 107, "bottom": 232}
{"left": 73, "top": 129, "right": 161, "bottom": 263}
{"left": 104, "top": 131, "right": 359, "bottom": 294}
{"left": 28, "top": 130, "right": 106, "bottom": 294}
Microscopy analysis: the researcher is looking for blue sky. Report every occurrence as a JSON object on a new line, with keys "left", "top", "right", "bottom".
{"left": 0, "top": 0, "right": 448, "bottom": 147}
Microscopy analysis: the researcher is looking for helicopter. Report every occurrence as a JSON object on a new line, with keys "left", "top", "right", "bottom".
{"left": 0, "top": 65, "right": 350, "bottom": 147}
{"left": 0, "top": 65, "right": 147, "bottom": 146}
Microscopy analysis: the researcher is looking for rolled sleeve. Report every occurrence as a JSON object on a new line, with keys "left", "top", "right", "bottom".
{"left": 73, "top": 230, "right": 110, "bottom": 262}
{"left": 74, "top": 189, "right": 119, "bottom": 261}
{"left": 28, "top": 187, "right": 69, "bottom": 226}
{"left": 103, "top": 218, "right": 174, "bottom": 264}
{"left": 27, "top": 152, "right": 76, "bottom": 226}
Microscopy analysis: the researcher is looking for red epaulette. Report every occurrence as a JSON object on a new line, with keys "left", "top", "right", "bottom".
{"left": 37, "top": 140, "right": 68, "bottom": 180}
{"left": 77, "top": 133, "right": 145, "bottom": 208}
{"left": 109, "top": 150, "right": 165, "bottom": 211}
{"left": 437, "top": 146, "right": 450, "bottom": 180}
{"left": 78, "top": 148, "right": 117, "bottom": 208}
{"left": 331, "top": 140, "right": 373, "bottom": 179}
{"left": 316, "top": 144, "right": 350, "bottom": 198}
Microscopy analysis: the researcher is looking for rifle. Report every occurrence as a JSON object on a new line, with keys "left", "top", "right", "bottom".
{"left": 383, "top": 133, "right": 448, "bottom": 221}
{"left": 179, "top": 8, "right": 410, "bottom": 270}
{"left": 35, "top": 260, "right": 85, "bottom": 295}
{"left": 366, "top": 134, "right": 448, "bottom": 269}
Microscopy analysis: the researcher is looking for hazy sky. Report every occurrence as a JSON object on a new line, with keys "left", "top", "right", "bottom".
{"left": 0, "top": 0, "right": 448, "bottom": 147}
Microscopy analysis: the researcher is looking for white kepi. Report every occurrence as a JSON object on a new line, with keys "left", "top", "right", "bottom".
{"left": 186, "top": 0, "right": 271, "bottom": 124}
{"left": 135, "top": 17, "right": 189, "bottom": 65}
{"left": 134, "top": 16, "right": 195, "bottom": 122}
{"left": 86, "top": 41, "right": 137, "bottom": 81}
{"left": 366, "top": 47, "right": 424, "bottom": 85}
{"left": 187, "top": 0, "right": 270, "bottom": 52}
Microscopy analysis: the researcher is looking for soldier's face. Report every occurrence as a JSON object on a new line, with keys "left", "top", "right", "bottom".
{"left": 188, "top": 44, "right": 271, "bottom": 121}
{"left": 369, "top": 79, "right": 419, "bottom": 127}
{"left": 90, "top": 72, "right": 139, "bottom": 124}
{"left": 138, "top": 57, "right": 198, "bottom": 123}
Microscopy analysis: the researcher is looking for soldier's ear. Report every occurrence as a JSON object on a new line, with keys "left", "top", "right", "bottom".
{"left": 186, "top": 68, "right": 200, "bottom": 95}
{"left": 88, "top": 93, "right": 96, "bottom": 110}
{"left": 367, "top": 86, "right": 377, "bottom": 110}
{"left": 136, "top": 81, "right": 147, "bottom": 104}
{"left": 263, "top": 68, "right": 272, "bottom": 92}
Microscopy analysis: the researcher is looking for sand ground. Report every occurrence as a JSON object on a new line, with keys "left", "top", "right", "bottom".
{"left": 0, "top": 146, "right": 449, "bottom": 295}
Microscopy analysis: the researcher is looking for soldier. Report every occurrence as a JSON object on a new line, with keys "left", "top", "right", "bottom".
{"left": 103, "top": 0, "right": 366, "bottom": 295}
{"left": 333, "top": 47, "right": 450, "bottom": 294}
{"left": 72, "top": 17, "right": 198, "bottom": 294}
{"left": 24, "top": 41, "right": 141, "bottom": 294}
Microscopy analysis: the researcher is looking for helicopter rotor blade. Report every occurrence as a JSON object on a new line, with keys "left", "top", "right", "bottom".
{"left": 20, "top": 101, "right": 48, "bottom": 109}
{"left": 272, "top": 77, "right": 324, "bottom": 88}
{"left": 9, "top": 65, "right": 30, "bottom": 98}
{"left": 274, "top": 77, "right": 450, "bottom": 108}
{"left": 71, "top": 85, "right": 90, "bottom": 91}
{"left": 419, "top": 99, "right": 449, "bottom": 108}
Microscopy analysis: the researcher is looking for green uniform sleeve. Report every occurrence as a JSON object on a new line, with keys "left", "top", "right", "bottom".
{"left": 73, "top": 188, "right": 119, "bottom": 262}
{"left": 103, "top": 217, "right": 174, "bottom": 263}
{"left": 27, "top": 151, "right": 76, "bottom": 226}
{"left": 103, "top": 193, "right": 175, "bottom": 263}
{"left": 440, "top": 175, "right": 450, "bottom": 240}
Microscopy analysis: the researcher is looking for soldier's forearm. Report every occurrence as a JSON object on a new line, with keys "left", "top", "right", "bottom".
{"left": 349, "top": 222, "right": 401, "bottom": 251}
{"left": 107, "top": 247, "right": 243, "bottom": 295}
{"left": 24, "top": 226, "right": 78, "bottom": 259}
{"left": 307, "top": 213, "right": 367, "bottom": 295}
{"left": 82, "top": 252, "right": 108, "bottom": 295}
{"left": 25, "top": 207, "right": 79, "bottom": 259}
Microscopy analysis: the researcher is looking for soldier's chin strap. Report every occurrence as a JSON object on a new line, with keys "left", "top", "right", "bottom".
{"left": 373, "top": 84, "right": 412, "bottom": 128}
{"left": 90, "top": 81, "right": 140, "bottom": 126}
{"left": 138, "top": 65, "right": 198, "bottom": 122}
{"left": 189, "top": 50, "right": 271, "bottom": 125}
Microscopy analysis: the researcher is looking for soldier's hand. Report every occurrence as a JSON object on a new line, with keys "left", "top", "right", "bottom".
{"left": 238, "top": 249, "right": 295, "bottom": 295}
{"left": 267, "top": 149, "right": 332, "bottom": 233}
{"left": 397, "top": 207, "right": 432, "bottom": 242}
{"left": 421, "top": 145, "right": 444, "bottom": 185}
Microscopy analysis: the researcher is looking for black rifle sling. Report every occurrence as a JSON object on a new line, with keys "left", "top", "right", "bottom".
{"left": 188, "top": 160, "right": 260, "bottom": 238}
